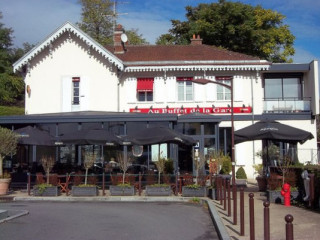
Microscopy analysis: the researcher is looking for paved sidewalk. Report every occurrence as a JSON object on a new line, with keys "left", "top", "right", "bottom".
{"left": 212, "top": 182, "right": 320, "bottom": 240}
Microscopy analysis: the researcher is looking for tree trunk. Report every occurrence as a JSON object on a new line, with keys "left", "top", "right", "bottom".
{"left": 122, "top": 172, "right": 125, "bottom": 184}
{"left": 85, "top": 168, "right": 88, "bottom": 185}
{"left": 158, "top": 172, "right": 161, "bottom": 185}
{"left": 0, "top": 154, "right": 3, "bottom": 177}
{"left": 46, "top": 168, "right": 50, "bottom": 184}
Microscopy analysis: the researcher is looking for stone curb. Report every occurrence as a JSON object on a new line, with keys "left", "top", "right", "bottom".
{"left": 0, "top": 210, "right": 29, "bottom": 224}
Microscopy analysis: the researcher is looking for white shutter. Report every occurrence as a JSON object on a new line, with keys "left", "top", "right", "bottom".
{"left": 194, "top": 83, "right": 204, "bottom": 102}
{"left": 166, "top": 77, "right": 176, "bottom": 102}
{"left": 61, "top": 76, "right": 71, "bottom": 112}
{"left": 154, "top": 77, "right": 165, "bottom": 102}
{"left": 80, "top": 76, "right": 90, "bottom": 111}
{"left": 234, "top": 76, "right": 243, "bottom": 101}
{"left": 206, "top": 81, "right": 216, "bottom": 101}
{"left": 126, "top": 78, "right": 137, "bottom": 103}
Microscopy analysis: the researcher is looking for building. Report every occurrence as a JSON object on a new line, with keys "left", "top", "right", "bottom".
{"left": 1, "top": 22, "right": 318, "bottom": 178}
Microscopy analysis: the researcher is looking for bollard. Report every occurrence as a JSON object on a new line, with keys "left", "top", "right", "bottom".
{"left": 138, "top": 172, "right": 142, "bottom": 196}
{"left": 220, "top": 177, "right": 223, "bottom": 205}
{"left": 224, "top": 178, "right": 227, "bottom": 210}
{"left": 27, "top": 172, "right": 31, "bottom": 196}
{"left": 249, "top": 193, "right": 255, "bottom": 240}
{"left": 102, "top": 171, "right": 105, "bottom": 196}
{"left": 264, "top": 201, "right": 270, "bottom": 240}
{"left": 240, "top": 187, "right": 244, "bottom": 236}
{"left": 285, "top": 214, "right": 294, "bottom": 240}
{"left": 309, "top": 174, "right": 315, "bottom": 208}
{"left": 175, "top": 173, "right": 178, "bottom": 196}
{"left": 233, "top": 184, "right": 237, "bottom": 225}
{"left": 227, "top": 179, "right": 231, "bottom": 217}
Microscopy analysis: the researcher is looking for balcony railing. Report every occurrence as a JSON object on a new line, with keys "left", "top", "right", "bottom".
{"left": 263, "top": 98, "right": 311, "bottom": 113}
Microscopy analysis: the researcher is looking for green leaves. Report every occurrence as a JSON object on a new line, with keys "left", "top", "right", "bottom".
{"left": 157, "top": 1, "right": 295, "bottom": 62}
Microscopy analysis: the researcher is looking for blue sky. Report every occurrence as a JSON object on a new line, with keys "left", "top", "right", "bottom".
{"left": 0, "top": 0, "right": 319, "bottom": 64}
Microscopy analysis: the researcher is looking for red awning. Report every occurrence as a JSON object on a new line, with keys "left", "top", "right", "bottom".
{"left": 176, "top": 77, "right": 193, "bottom": 81}
{"left": 137, "top": 78, "right": 154, "bottom": 92}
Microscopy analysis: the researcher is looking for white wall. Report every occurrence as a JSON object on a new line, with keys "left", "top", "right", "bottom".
{"left": 25, "top": 35, "right": 118, "bottom": 114}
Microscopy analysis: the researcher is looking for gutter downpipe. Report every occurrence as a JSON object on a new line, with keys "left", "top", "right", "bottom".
{"left": 251, "top": 71, "right": 256, "bottom": 165}
{"left": 117, "top": 69, "right": 124, "bottom": 112}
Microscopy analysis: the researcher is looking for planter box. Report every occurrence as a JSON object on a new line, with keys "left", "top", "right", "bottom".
{"left": 109, "top": 185, "right": 135, "bottom": 196}
{"left": 182, "top": 186, "right": 206, "bottom": 197}
{"left": 267, "top": 190, "right": 299, "bottom": 204}
{"left": 71, "top": 186, "right": 98, "bottom": 196}
{"left": 235, "top": 179, "right": 247, "bottom": 187}
{"left": 33, "top": 186, "right": 59, "bottom": 196}
{"left": 146, "top": 186, "right": 172, "bottom": 196}
{"left": 207, "top": 188, "right": 217, "bottom": 200}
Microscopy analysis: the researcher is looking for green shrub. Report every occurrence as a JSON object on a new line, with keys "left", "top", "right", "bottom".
{"left": 164, "top": 159, "right": 174, "bottom": 174}
{"left": 219, "top": 156, "right": 232, "bottom": 174}
{"left": 236, "top": 167, "right": 247, "bottom": 179}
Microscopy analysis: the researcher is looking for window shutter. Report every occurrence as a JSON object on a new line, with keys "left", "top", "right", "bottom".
{"left": 194, "top": 82, "right": 204, "bottom": 102}
{"left": 234, "top": 76, "right": 243, "bottom": 101}
{"left": 126, "top": 78, "right": 137, "bottom": 102}
{"left": 61, "top": 76, "right": 71, "bottom": 112}
{"left": 154, "top": 77, "right": 165, "bottom": 102}
{"left": 166, "top": 77, "right": 176, "bottom": 102}
{"left": 80, "top": 76, "right": 90, "bottom": 111}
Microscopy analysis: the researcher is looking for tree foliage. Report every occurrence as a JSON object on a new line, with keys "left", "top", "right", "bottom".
{"left": 78, "top": 0, "right": 114, "bottom": 46}
{"left": 0, "top": 12, "right": 31, "bottom": 106}
{"left": 156, "top": 0, "right": 295, "bottom": 62}
{"left": 78, "top": 0, "right": 148, "bottom": 46}
{"left": 0, "top": 127, "right": 18, "bottom": 176}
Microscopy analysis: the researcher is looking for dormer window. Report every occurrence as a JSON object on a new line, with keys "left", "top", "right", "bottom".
{"left": 137, "top": 78, "right": 153, "bottom": 102}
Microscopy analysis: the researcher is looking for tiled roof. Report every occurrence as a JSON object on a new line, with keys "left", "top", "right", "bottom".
{"left": 105, "top": 44, "right": 263, "bottom": 64}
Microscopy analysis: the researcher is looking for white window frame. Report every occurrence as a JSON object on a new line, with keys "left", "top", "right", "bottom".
{"left": 177, "top": 80, "right": 193, "bottom": 101}
{"left": 216, "top": 80, "right": 231, "bottom": 101}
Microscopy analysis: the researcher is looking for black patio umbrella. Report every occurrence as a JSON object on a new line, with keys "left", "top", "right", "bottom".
{"left": 234, "top": 120, "right": 314, "bottom": 144}
{"left": 58, "top": 129, "right": 123, "bottom": 146}
{"left": 127, "top": 126, "right": 197, "bottom": 146}
{"left": 14, "top": 126, "right": 56, "bottom": 146}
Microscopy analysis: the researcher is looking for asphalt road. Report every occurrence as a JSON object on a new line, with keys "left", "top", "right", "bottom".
{"left": 0, "top": 202, "right": 219, "bottom": 240}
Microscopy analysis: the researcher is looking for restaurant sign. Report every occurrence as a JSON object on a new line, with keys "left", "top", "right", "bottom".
{"left": 130, "top": 106, "right": 252, "bottom": 114}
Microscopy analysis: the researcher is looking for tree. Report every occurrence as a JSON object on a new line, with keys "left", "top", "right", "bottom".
{"left": 0, "top": 12, "right": 29, "bottom": 106}
{"left": 125, "top": 29, "right": 149, "bottom": 45}
{"left": 78, "top": 0, "right": 115, "bottom": 46}
{"left": 0, "top": 127, "right": 18, "bottom": 177}
{"left": 41, "top": 156, "right": 55, "bottom": 184}
{"left": 117, "top": 152, "right": 133, "bottom": 184}
{"left": 84, "top": 152, "right": 95, "bottom": 185}
{"left": 157, "top": 0, "right": 295, "bottom": 62}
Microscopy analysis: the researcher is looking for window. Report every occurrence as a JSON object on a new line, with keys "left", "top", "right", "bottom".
{"left": 72, "top": 77, "right": 80, "bottom": 105}
{"left": 264, "top": 74, "right": 302, "bottom": 99}
{"left": 137, "top": 78, "right": 153, "bottom": 102}
{"left": 177, "top": 77, "right": 193, "bottom": 101}
{"left": 216, "top": 77, "right": 231, "bottom": 100}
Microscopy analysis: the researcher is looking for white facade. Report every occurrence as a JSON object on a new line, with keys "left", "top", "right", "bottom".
{"left": 13, "top": 22, "right": 319, "bottom": 179}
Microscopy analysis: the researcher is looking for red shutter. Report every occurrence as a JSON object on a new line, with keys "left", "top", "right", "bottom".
{"left": 72, "top": 77, "right": 80, "bottom": 82}
{"left": 137, "top": 78, "right": 154, "bottom": 92}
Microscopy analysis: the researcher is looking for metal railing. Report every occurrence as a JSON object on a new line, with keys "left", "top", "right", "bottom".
{"left": 263, "top": 97, "right": 311, "bottom": 113}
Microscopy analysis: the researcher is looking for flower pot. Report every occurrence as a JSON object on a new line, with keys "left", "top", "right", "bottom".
{"left": 109, "top": 185, "right": 135, "bottom": 196}
{"left": 0, "top": 178, "right": 11, "bottom": 195}
{"left": 267, "top": 190, "right": 299, "bottom": 204}
{"left": 146, "top": 186, "right": 172, "bottom": 196}
{"left": 33, "top": 185, "right": 59, "bottom": 196}
{"left": 256, "top": 176, "right": 267, "bottom": 191}
{"left": 182, "top": 186, "right": 206, "bottom": 197}
{"left": 71, "top": 186, "right": 98, "bottom": 196}
{"left": 235, "top": 179, "right": 247, "bottom": 187}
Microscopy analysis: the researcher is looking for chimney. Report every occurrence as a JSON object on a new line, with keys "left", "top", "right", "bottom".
{"left": 190, "top": 34, "right": 202, "bottom": 45}
{"left": 114, "top": 24, "right": 126, "bottom": 54}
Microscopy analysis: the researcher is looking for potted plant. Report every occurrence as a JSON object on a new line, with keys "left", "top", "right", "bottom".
{"left": 235, "top": 166, "right": 247, "bottom": 187}
{"left": 34, "top": 156, "right": 59, "bottom": 196}
{"left": 146, "top": 156, "right": 171, "bottom": 196}
{"left": 266, "top": 154, "right": 299, "bottom": 203}
{"left": 72, "top": 152, "right": 98, "bottom": 196}
{"left": 253, "top": 164, "right": 267, "bottom": 191}
{"left": 0, "top": 127, "right": 18, "bottom": 195}
{"left": 109, "top": 152, "right": 135, "bottom": 196}
{"left": 182, "top": 153, "right": 207, "bottom": 197}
